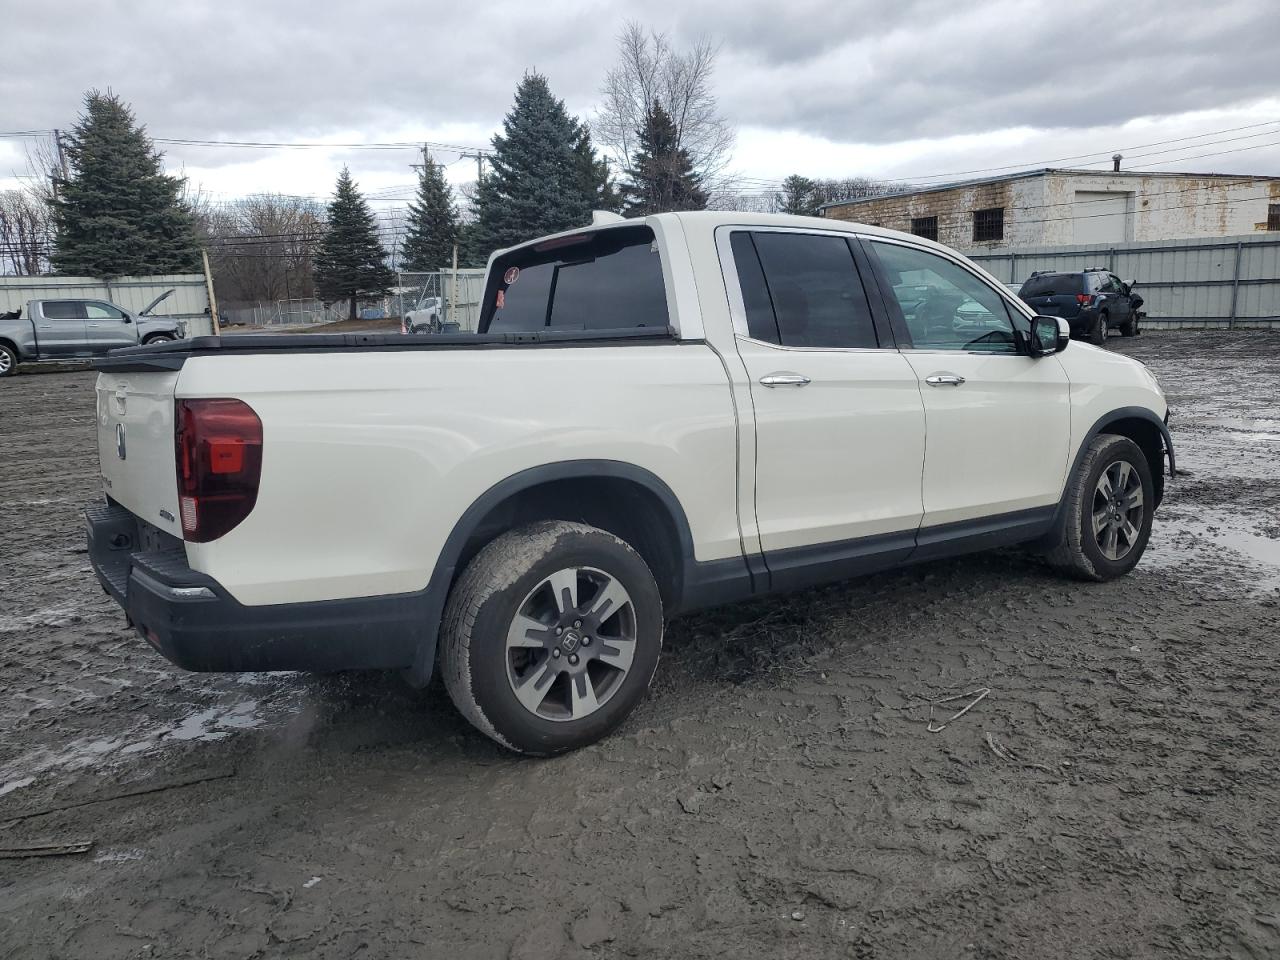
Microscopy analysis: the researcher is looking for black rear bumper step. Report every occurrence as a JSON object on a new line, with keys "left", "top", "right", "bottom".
{"left": 86, "top": 500, "right": 431, "bottom": 674}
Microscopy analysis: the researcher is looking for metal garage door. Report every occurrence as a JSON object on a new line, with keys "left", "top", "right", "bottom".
{"left": 1072, "top": 191, "right": 1130, "bottom": 243}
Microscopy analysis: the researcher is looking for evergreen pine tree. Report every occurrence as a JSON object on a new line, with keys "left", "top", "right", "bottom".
{"left": 313, "top": 167, "right": 395, "bottom": 321}
{"left": 400, "top": 151, "right": 460, "bottom": 273}
{"left": 52, "top": 90, "right": 201, "bottom": 278}
{"left": 623, "top": 101, "right": 708, "bottom": 216}
{"left": 471, "top": 73, "right": 593, "bottom": 257}
{"left": 777, "top": 174, "right": 819, "bottom": 216}
{"left": 574, "top": 124, "right": 622, "bottom": 214}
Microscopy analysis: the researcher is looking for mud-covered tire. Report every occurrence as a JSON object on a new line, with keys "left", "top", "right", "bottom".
{"left": 1119, "top": 314, "right": 1139, "bottom": 337}
{"left": 1044, "top": 434, "right": 1154, "bottom": 582}
{"left": 0, "top": 343, "right": 16, "bottom": 377}
{"left": 1089, "top": 311, "right": 1108, "bottom": 346}
{"left": 439, "top": 520, "right": 663, "bottom": 756}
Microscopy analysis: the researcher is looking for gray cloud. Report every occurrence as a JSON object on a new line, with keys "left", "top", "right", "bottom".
{"left": 1, "top": 0, "right": 1276, "bottom": 183}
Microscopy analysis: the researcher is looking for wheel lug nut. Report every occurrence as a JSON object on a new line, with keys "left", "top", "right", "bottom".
{"left": 568, "top": 654, "right": 579, "bottom": 666}
{"left": 573, "top": 620, "right": 582, "bottom": 629}
{"left": 555, "top": 627, "right": 563, "bottom": 636}
{"left": 582, "top": 636, "right": 591, "bottom": 646}
{"left": 552, "top": 649, "right": 561, "bottom": 659}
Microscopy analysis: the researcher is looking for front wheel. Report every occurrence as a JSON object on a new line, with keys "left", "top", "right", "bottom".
{"left": 142, "top": 334, "right": 175, "bottom": 346}
{"left": 0, "top": 343, "right": 15, "bottom": 377}
{"left": 440, "top": 520, "right": 663, "bottom": 756}
{"left": 1044, "top": 434, "right": 1154, "bottom": 581}
{"left": 1119, "top": 314, "right": 1139, "bottom": 337}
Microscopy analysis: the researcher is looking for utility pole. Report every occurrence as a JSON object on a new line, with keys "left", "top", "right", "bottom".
{"left": 51, "top": 128, "right": 69, "bottom": 201}
{"left": 450, "top": 243, "right": 459, "bottom": 329}
{"left": 461, "top": 151, "right": 487, "bottom": 183}
{"left": 201, "top": 249, "right": 222, "bottom": 336}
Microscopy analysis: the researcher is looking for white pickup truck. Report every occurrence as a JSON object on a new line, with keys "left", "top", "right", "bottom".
{"left": 88, "top": 212, "right": 1174, "bottom": 755}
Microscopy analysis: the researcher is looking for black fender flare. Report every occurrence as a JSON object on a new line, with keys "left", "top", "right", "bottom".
{"left": 1082, "top": 405, "right": 1176, "bottom": 478}
{"left": 405, "top": 459, "right": 697, "bottom": 686}
{"left": 1050, "top": 406, "right": 1175, "bottom": 531}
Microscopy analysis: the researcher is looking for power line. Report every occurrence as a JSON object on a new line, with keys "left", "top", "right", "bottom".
{"left": 152, "top": 135, "right": 494, "bottom": 156}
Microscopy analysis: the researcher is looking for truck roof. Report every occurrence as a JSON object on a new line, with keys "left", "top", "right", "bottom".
{"left": 487, "top": 210, "right": 954, "bottom": 265}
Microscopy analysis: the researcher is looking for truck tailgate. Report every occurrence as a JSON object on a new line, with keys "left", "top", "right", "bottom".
{"left": 96, "top": 369, "right": 183, "bottom": 539}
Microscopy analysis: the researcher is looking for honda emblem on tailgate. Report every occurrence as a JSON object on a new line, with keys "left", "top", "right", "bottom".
{"left": 115, "top": 422, "right": 127, "bottom": 461}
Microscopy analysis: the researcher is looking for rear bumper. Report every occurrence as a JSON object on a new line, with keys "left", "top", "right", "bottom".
{"left": 86, "top": 500, "right": 430, "bottom": 674}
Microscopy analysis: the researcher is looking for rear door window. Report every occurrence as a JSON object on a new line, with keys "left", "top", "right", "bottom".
{"left": 483, "top": 226, "right": 669, "bottom": 333}
{"left": 41, "top": 301, "right": 87, "bottom": 320}
{"left": 733, "top": 231, "right": 879, "bottom": 349}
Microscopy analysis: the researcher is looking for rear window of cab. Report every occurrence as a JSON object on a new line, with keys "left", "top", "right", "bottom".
{"left": 480, "top": 225, "right": 669, "bottom": 334}
{"left": 1020, "top": 274, "right": 1084, "bottom": 297}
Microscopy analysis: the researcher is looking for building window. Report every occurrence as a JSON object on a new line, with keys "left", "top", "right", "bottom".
{"left": 910, "top": 216, "right": 938, "bottom": 242}
{"left": 1269, "top": 203, "right": 1280, "bottom": 231}
{"left": 973, "top": 207, "right": 1004, "bottom": 242}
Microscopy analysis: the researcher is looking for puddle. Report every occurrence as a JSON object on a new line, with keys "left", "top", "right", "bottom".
{"left": 94, "top": 849, "right": 145, "bottom": 864}
{"left": 0, "top": 692, "right": 298, "bottom": 789}
{"left": 1199, "top": 416, "right": 1280, "bottom": 432}
{"left": 168, "top": 700, "right": 263, "bottom": 741}
{"left": 0, "top": 604, "right": 84, "bottom": 633}
{"left": 1147, "top": 509, "right": 1280, "bottom": 593}
{"left": 0, "top": 776, "right": 35, "bottom": 797}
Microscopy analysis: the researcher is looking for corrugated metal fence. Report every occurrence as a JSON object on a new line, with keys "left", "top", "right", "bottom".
{"left": 0, "top": 274, "right": 213, "bottom": 336}
{"left": 961, "top": 234, "right": 1280, "bottom": 328}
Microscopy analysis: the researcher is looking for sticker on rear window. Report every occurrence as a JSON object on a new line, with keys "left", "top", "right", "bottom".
{"left": 504, "top": 266, "right": 520, "bottom": 285}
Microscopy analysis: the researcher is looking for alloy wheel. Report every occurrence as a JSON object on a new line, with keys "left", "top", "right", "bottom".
{"left": 505, "top": 566, "right": 637, "bottom": 722}
{"left": 1092, "top": 460, "right": 1144, "bottom": 561}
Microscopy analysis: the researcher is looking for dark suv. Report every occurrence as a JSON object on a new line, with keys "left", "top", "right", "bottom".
{"left": 1018, "top": 270, "right": 1142, "bottom": 345}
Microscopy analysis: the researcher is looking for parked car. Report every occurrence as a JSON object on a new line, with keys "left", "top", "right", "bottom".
{"left": 1018, "top": 270, "right": 1143, "bottom": 344}
{"left": 0, "top": 291, "right": 187, "bottom": 377}
{"left": 1004, "top": 281, "right": 1023, "bottom": 297}
{"left": 403, "top": 296, "right": 443, "bottom": 334}
{"left": 87, "top": 212, "right": 1173, "bottom": 756}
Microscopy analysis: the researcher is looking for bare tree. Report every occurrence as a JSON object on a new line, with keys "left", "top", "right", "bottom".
{"left": 0, "top": 190, "right": 51, "bottom": 275}
{"left": 198, "top": 194, "right": 325, "bottom": 306}
{"left": 596, "top": 22, "right": 735, "bottom": 187}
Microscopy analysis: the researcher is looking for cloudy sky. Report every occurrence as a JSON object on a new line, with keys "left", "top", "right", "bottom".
{"left": 2, "top": 0, "right": 1278, "bottom": 209}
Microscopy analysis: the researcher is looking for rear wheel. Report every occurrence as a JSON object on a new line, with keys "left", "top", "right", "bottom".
{"left": 1044, "top": 434, "right": 1154, "bottom": 581}
{"left": 440, "top": 520, "right": 663, "bottom": 755}
{"left": 0, "top": 343, "right": 15, "bottom": 377}
{"left": 1089, "top": 311, "right": 1108, "bottom": 346}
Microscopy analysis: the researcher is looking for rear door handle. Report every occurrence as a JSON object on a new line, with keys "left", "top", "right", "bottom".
{"left": 759, "top": 373, "right": 811, "bottom": 387}
{"left": 925, "top": 374, "right": 966, "bottom": 387}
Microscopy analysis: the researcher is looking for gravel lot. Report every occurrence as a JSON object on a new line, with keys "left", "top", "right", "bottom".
{"left": 2, "top": 332, "right": 1279, "bottom": 959}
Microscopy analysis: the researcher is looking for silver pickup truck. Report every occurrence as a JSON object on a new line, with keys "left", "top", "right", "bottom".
{"left": 0, "top": 290, "right": 186, "bottom": 377}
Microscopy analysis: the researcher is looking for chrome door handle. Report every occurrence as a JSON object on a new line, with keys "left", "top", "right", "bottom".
{"left": 759, "top": 373, "right": 811, "bottom": 388}
{"left": 925, "top": 374, "right": 966, "bottom": 387}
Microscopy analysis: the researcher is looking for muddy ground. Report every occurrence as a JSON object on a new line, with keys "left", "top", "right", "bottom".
{"left": 2, "top": 332, "right": 1278, "bottom": 959}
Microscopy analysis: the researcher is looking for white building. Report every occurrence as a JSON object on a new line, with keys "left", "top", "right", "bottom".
{"left": 820, "top": 168, "right": 1280, "bottom": 248}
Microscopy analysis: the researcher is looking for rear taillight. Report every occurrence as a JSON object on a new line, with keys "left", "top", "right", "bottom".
{"left": 175, "top": 398, "right": 263, "bottom": 542}
{"left": 1076, "top": 294, "right": 1092, "bottom": 305}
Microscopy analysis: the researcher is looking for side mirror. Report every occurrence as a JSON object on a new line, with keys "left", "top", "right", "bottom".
{"left": 123, "top": 315, "right": 133, "bottom": 323}
{"left": 1029, "top": 315, "right": 1068, "bottom": 356}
